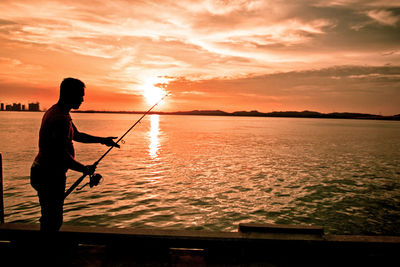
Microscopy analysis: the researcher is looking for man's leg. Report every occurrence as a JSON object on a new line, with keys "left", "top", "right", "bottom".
{"left": 30, "top": 167, "right": 68, "bottom": 265}
{"left": 37, "top": 172, "right": 66, "bottom": 232}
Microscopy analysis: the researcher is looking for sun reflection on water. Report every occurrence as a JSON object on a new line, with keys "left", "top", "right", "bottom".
{"left": 149, "top": 115, "right": 160, "bottom": 159}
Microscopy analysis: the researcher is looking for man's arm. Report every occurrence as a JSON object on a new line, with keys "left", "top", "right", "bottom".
{"left": 72, "top": 123, "right": 120, "bottom": 148}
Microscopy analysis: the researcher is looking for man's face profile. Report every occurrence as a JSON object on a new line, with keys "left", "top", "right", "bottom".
{"left": 70, "top": 88, "right": 84, "bottom": 109}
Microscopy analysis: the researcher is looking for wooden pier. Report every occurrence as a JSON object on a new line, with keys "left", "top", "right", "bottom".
{"left": 0, "top": 222, "right": 399, "bottom": 266}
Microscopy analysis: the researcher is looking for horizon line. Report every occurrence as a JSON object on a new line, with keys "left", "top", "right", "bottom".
{"left": 70, "top": 109, "right": 400, "bottom": 118}
{"left": 2, "top": 109, "right": 399, "bottom": 118}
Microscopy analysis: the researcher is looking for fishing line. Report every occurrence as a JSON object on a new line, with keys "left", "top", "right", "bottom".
{"left": 64, "top": 93, "right": 170, "bottom": 199}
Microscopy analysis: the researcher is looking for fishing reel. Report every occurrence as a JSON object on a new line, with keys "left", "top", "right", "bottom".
{"left": 77, "top": 173, "right": 103, "bottom": 191}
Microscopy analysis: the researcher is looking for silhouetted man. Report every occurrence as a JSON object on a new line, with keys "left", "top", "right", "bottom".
{"left": 30, "top": 77, "right": 119, "bottom": 232}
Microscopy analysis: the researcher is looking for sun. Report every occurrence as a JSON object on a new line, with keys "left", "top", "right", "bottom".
{"left": 143, "top": 85, "right": 166, "bottom": 105}
{"left": 142, "top": 76, "right": 169, "bottom": 105}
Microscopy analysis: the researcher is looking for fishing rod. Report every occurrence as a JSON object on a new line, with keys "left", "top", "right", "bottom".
{"left": 64, "top": 93, "right": 170, "bottom": 199}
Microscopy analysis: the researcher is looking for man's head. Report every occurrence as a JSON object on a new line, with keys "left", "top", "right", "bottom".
{"left": 59, "top": 78, "right": 85, "bottom": 109}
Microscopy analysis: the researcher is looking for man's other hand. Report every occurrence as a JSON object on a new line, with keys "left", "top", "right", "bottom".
{"left": 101, "top": 137, "right": 120, "bottom": 148}
{"left": 84, "top": 164, "right": 96, "bottom": 176}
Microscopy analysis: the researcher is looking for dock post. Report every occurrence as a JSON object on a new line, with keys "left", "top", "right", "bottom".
{"left": 0, "top": 153, "right": 4, "bottom": 223}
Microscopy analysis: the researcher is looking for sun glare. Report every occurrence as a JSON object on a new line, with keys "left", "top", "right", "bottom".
{"left": 149, "top": 114, "right": 160, "bottom": 159}
{"left": 142, "top": 76, "right": 169, "bottom": 106}
{"left": 143, "top": 85, "right": 166, "bottom": 105}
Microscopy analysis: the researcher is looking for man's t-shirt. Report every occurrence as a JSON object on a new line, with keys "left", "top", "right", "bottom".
{"left": 34, "top": 104, "right": 75, "bottom": 172}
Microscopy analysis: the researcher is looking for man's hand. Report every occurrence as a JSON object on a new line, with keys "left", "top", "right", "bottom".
{"left": 83, "top": 164, "right": 97, "bottom": 176}
{"left": 101, "top": 137, "right": 120, "bottom": 148}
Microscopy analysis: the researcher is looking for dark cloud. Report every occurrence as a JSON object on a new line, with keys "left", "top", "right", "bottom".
{"left": 0, "top": 19, "right": 16, "bottom": 26}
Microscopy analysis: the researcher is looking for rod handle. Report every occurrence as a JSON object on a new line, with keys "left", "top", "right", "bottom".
{"left": 64, "top": 173, "right": 88, "bottom": 199}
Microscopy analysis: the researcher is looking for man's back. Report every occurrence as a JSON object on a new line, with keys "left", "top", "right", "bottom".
{"left": 35, "top": 104, "right": 75, "bottom": 171}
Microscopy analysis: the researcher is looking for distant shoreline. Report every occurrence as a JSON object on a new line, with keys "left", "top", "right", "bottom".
{"left": 71, "top": 109, "right": 400, "bottom": 121}
{"left": 2, "top": 109, "right": 399, "bottom": 120}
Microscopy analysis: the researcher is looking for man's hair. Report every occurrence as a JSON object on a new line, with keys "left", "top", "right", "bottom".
{"left": 59, "top": 77, "right": 85, "bottom": 100}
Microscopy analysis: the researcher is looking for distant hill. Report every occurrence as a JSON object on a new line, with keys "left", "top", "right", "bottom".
{"left": 170, "top": 110, "right": 229, "bottom": 116}
{"left": 166, "top": 110, "right": 397, "bottom": 120}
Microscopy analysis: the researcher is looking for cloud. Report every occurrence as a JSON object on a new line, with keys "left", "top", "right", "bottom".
{"left": 0, "top": 57, "right": 44, "bottom": 82}
{"left": 367, "top": 9, "right": 400, "bottom": 26}
{"left": 314, "top": 0, "right": 400, "bottom": 7}
{"left": 1, "top": 1, "right": 397, "bottom": 77}
{"left": 0, "top": 19, "right": 16, "bottom": 26}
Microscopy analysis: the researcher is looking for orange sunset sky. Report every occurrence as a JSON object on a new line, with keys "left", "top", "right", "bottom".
{"left": 0, "top": 0, "right": 399, "bottom": 115}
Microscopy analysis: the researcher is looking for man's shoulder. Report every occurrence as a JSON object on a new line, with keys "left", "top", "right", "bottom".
{"left": 43, "top": 104, "right": 71, "bottom": 123}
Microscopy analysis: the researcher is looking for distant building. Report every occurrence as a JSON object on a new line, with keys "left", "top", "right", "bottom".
{"left": 1, "top": 102, "right": 40, "bottom": 111}
{"left": 29, "top": 102, "right": 40, "bottom": 111}
{"left": 12, "top": 103, "right": 22, "bottom": 111}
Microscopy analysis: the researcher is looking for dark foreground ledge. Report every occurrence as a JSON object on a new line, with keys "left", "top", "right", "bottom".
{"left": 1, "top": 223, "right": 399, "bottom": 266}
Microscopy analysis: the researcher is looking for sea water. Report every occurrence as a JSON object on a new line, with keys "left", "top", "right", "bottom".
{"left": 1, "top": 111, "right": 399, "bottom": 235}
